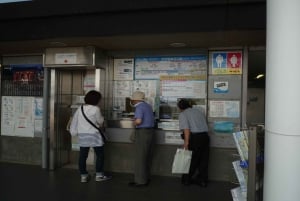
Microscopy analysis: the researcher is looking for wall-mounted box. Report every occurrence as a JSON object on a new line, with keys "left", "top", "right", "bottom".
{"left": 43, "top": 46, "right": 107, "bottom": 68}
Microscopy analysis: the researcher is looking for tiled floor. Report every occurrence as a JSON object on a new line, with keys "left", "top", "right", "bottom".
{"left": 0, "top": 162, "right": 237, "bottom": 201}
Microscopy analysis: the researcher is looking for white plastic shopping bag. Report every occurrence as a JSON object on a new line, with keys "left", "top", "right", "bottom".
{"left": 172, "top": 148, "right": 192, "bottom": 174}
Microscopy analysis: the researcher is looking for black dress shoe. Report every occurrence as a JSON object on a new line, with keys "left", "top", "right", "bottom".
{"left": 128, "top": 182, "right": 148, "bottom": 187}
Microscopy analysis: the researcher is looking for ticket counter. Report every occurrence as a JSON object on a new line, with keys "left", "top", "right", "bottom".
{"left": 99, "top": 50, "right": 245, "bottom": 180}
{"left": 0, "top": 47, "right": 247, "bottom": 182}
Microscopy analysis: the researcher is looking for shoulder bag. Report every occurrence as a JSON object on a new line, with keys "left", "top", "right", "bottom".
{"left": 81, "top": 105, "right": 107, "bottom": 143}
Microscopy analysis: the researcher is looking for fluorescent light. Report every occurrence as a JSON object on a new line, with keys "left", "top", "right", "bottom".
{"left": 169, "top": 42, "right": 186, "bottom": 47}
{"left": 255, "top": 74, "right": 264, "bottom": 79}
{"left": 0, "top": 0, "right": 31, "bottom": 3}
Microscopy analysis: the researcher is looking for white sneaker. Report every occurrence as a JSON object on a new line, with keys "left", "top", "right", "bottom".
{"left": 81, "top": 174, "right": 90, "bottom": 183}
{"left": 95, "top": 175, "right": 112, "bottom": 182}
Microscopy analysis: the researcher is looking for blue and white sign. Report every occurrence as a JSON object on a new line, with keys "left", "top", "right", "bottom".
{"left": 213, "top": 81, "right": 229, "bottom": 93}
{"left": 134, "top": 55, "right": 207, "bottom": 80}
{"left": 212, "top": 53, "right": 227, "bottom": 68}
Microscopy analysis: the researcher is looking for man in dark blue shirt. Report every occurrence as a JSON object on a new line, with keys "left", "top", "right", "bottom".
{"left": 128, "top": 91, "right": 155, "bottom": 187}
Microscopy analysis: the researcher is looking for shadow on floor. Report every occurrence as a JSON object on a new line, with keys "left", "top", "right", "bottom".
{"left": 0, "top": 162, "right": 237, "bottom": 201}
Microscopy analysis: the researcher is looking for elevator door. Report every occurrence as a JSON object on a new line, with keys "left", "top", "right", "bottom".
{"left": 49, "top": 69, "right": 86, "bottom": 170}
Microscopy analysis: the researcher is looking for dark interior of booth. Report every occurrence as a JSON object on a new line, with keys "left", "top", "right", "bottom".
{"left": 248, "top": 50, "right": 266, "bottom": 89}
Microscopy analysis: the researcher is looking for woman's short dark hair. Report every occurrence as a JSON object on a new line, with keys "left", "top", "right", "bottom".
{"left": 84, "top": 90, "right": 102, "bottom": 105}
{"left": 177, "top": 99, "right": 191, "bottom": 110}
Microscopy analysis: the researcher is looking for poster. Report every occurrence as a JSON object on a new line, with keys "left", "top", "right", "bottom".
{"left": 113, "top": 81, "right": 132, "bottom": 112}
{"left": 34, "top": 98, "right": 43, "bottom": 119}
{"left": 209, "top": 100, "right": 240, "bottom": 118}
{"left": 135, "top": 55, "right": 207, "bottom": 79}
{"left": 83, "top": 70, "right": 95, "bottom": 92}
{"left": 160, "top": 75, "right": 206, "bottom": 98}
{"left": 113, "top": 58, "right": 134, "bottom": 80}
{"left": 211, "top": 51, "right": 242, "bottom": 75}
{"left": 1, "top": 96, "right": 43, "bottom": 137}
{"left": 112, "top": 80, "right": 158, "bottom": 112}
{"left": 7, "top": 64, "right": 44, "bottom": 83}
{"left": 213, "top": 81, "right": 229, "bottom": 93}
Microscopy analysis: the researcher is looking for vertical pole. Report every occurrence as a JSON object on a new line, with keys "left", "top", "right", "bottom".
{"left": 49, "top": 69, "right": 56, "bottom": 170}
{"left": 264, "top": 0, "right": 300, "bottom": 200}
{"left": 241, "top": 47, "right": 248, "bottom": 129}
{"left": 42, "top": 67, "right": 49, "bottom": 169}
{"left": 247, "top": 127, "right": 257, "bottom": 201}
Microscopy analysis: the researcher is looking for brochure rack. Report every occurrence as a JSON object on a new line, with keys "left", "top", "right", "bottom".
{"left": 231, "top": 126, "right": 264, "bottom": 201}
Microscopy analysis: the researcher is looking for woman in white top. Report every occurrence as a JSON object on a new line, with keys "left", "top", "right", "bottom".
{"left": 70, "top": 90, "right": 111, "bottom": 183}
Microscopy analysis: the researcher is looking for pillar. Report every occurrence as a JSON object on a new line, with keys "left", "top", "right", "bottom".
{"left": 264, "top": 0, "right": 300, "bottom": 201}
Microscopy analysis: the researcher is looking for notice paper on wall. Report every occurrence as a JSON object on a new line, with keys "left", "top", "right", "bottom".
{"left": 1, "top": 96, "right": 35, "bottom": 137}
{"left": 160, "top": 75, "right": 206, "bottom": 98}
{"left": 83, "top": 70, "right": 96, "bottom": 92}
{"left": 113, "top": 58, "right": 134, "bottom": 80}
{"left": 135, "top": 55, "right": 207, "bottom": 80}
{"left": 112, "top": 80, "right": 158, "bottom": 112}
{"left": 209, "top": 100, "right": 240, "bottom": 118}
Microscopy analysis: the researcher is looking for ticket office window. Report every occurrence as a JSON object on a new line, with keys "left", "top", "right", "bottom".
{"left": 112, "top": 56, "right": 208, "bottom": 125}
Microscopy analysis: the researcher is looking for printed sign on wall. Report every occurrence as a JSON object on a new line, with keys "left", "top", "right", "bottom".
{"left": 113, "top": 58, "right": 134, "bottom": 80}
{"left": 213, "top": 81, "right": 229, "bottom": 93}
{"left": 1, "top": 96, "right": 35, "bottom": 137}
{"left": 211, "top": 51, "right": 242, "bottom": 75}
{"left": 135, "top": 55, "right": 207, "bottom": 79}
{"left": 209, "top": 100, "right": 240, "bottom": 118}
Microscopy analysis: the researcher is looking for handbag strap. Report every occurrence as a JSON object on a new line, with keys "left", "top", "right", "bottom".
{"left": 81, "top": 105, "right": 107, "bottom": 142}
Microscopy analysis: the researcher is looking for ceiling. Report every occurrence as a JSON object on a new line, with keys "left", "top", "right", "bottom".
{"left": 0, "top": 30, "right": 266, "bottom": 54}
{"left": 0, "top": 30, "right": 266, "bottom": 87}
